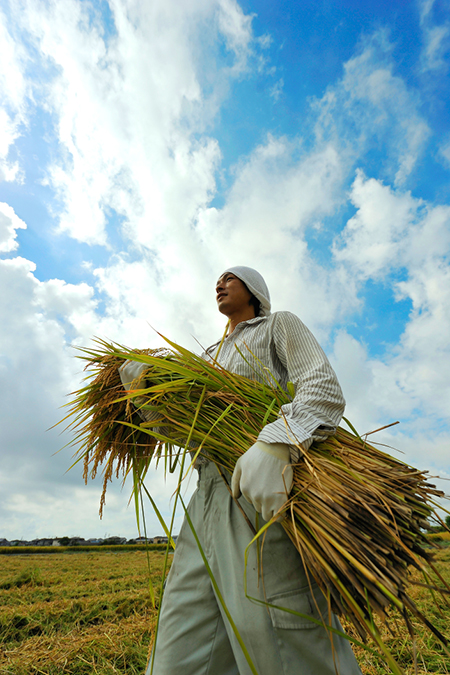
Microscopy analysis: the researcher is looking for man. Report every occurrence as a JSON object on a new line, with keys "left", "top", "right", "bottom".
{"left": 121, "top": 266, "right": 362, "bottom": 675}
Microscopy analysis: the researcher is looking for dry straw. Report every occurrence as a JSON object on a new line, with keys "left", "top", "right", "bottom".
{"left": 62, "top": 337, "right": 450, "bottom": 672}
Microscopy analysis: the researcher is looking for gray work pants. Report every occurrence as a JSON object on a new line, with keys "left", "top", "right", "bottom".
{"left": 146, "top": 461, "right": 362, "bottom": 675}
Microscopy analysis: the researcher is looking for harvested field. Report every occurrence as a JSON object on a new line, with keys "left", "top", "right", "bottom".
{"left": 0, "top": 550, "right": 165, "bottom": 674}
{"left": 346, "top": 546, "right": 450, "bottom": 674}
{"left": 0, "top": 547, "right": 449, "bottom": 674}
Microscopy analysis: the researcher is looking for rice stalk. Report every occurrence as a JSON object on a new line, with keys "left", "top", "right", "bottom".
{"left": 61, "top": 337, "right": 450, "bottom": 671}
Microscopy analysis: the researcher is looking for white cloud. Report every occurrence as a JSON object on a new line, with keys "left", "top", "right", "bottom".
{"left": 419, "top": 0, "right": 450, "bottom": 72}
{"left": 0, "top": 205, "right": 196, "bottom": 540}
{"left": 0, "top": 470, "right": 193, "bottom": 541}
{"left": 0, "top": 109, "right": 21, "bottom": 182}
{"left": 269, "top": 77, "right": 283, "bottom": 101}
{"left": 3, "top": 11, "right": 431, "bottom": 342}
{"left": 334, "top": 171, "right": 450, "bottom": 279}
{"left": 196, "top": 136, "right": 366, "bottom": 339}
{"left": 0, "top": 8, "right": 29, "bottom": 182}
{"left": 333, "top": 171, "right": 421, "bottom": 279}
{"left": 8, "top": 0, "right": 257, "bottom": 245}
{"left": 0, "top": 202, "right": 26, "bottom": 252}
{"left": 0, "top": 258, "right": 87, "bottom": 404}
{"left": 420, "top": 0, "right": 435, "bottom": 23}
{"left": 313, "top": 33, "right": 430, "bottom": 185}
{"left": 0, "top": 207, "right": 102, "bottom": 500}
{"left": 422, "top": 23, "right": 450, "bottom": 70}
{"left": 439, "top": 136, "right": 450, "bottom": 167}
{"left": 331, "top": 329, "right": 450, "bottom": 479}
{"left": 216, "top": 0, "right": 255, "bottom": 73}
{"left": 332, "top": 172, "right": 450, "bottom": 431}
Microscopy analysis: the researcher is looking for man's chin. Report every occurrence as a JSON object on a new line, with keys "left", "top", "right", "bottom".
{"left": 217, "top": 303, "right": 229, "bottom": 316}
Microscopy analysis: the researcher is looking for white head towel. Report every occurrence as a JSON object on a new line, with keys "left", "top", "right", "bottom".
{"left": 221, "top": 266, "right": 271, "bottom": 317}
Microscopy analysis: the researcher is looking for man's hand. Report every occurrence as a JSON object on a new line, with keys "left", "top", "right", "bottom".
{"left": 231, "top": 441, "right": 293, "bottom": 522}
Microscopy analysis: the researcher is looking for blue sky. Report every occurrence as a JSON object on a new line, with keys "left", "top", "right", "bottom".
{"left": 0, "top": 0, "right": 449, "bottom": 540}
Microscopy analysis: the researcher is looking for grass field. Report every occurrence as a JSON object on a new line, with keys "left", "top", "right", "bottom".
{"left": 0, "top": 550, "right": 164, "bottom": 674}
{"left": 345, "top": 546, "right": 450, "bottom": 675}
{"left": 1, "top": 548, "right": 449, "bottom": 674}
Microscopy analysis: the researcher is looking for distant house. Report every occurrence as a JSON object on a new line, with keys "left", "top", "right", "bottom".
{"left": 87, "top": 538, "right": 103, "bottom": 545}
{"left": 102, "top": 536, "right": 127, "bottom": 545}
{"left": 10, "top": 540, "right": 30, "bottom": 546}
{"left": 153, "top": 536, "right": 169, "bottom": 544}
{"left": 31, "top": 538, "right": 54, "bottom": 547}
{"left": 0, "top": 539, "right": 10, "bottom": 547}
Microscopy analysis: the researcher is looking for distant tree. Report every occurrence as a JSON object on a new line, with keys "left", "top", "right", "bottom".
{"left": 59, "top": 537, "right": 70, "bottom": 546}
{"left": 445, "top": 515, "right": 450, "bottom": 530}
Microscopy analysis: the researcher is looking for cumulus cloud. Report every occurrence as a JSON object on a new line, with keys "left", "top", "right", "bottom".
{"left": 334, "top": 171, "right": 450, "bottom": 281}
{"left": 4, "top": 8, "right": 430, "bottom": 341}
{"left": 313, "top": 32, "right": 430, "bottom": 185}
{"left": 0, "top": 203, "right": 197, "bottom": 540}
{"left": 8, "top": 0, "right": 259, "bottom": 246}
{"left": 0, "top": 0, "right": 264, "bottom": 540}
{"left": 0, "top": 202, "right": 26, "bottom": 252}
{"left": 0, "top": 469, "right": 192, "bottom": 541}
{"left": 0, "top": 256, "right": 93, "bottom": 436}
{"left": 332, "top": 326, "right": 450, "bottom": 481}
{"left": 195, "top": 137, "right": 360, "bottom": 339}
{"left": 333, "top": 171, "right": 421, "bottom": 279}
{"left": 0, "top": 204, "right": 105, "bottom": 537}
{"left": 216, "top": 0, "right": 255, "bottom": 73}
{"left": 332, "top": 172, "right": 450, "bottom": 444}
{"left": 0, "top": 8, "right": 29, "bottom": 181}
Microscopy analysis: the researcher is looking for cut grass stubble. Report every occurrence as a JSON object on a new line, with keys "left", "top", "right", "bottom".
{"left": 0, "top": 551, "right": 162, "bottom": 675}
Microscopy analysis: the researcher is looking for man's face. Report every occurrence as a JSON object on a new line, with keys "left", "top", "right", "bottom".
{"left": 215, "top": 273, "right": 253, "bottom": 316}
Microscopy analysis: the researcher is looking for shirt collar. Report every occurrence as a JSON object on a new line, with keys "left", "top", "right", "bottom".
{"left": 206, "top": 315, "right": 267, "bottom": 354}
{"left": 232, "top": 315, "right": 267, "bottom": 331}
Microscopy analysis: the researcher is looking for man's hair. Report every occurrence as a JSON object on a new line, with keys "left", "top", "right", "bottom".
{"left": 249, "top": 294, "right": 261, "bottom": 317}
{"left": 239, "top": 278, "right": 261, "bottom": 317}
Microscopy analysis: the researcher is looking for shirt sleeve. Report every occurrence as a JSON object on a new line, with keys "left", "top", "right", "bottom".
{"left": 257, "top": 312, "right": 345, "bottom": 461}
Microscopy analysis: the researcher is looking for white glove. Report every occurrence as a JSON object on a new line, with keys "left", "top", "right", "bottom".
{"left": 118, "top": 359, "right": 148, "bottom": 404}
{"left": 119, "top": 359, "right": 167, "bottom": 429}
{"left": 231, "top": 441, "right": 293, "bottom": 522}
{"left": 119, "top": 360, "right": 148, "bottom": 414}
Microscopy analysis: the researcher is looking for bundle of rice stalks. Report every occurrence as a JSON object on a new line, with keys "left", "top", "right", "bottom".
{"left": 62, "top": 337, "right": 449, "bottom": 672}
{"left": 63, "top": 346, "right": 167, "bottom": 514}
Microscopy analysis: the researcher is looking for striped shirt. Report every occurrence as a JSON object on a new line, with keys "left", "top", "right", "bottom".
{"left": 204, "top": 311, "right": 345, "bottom": 461}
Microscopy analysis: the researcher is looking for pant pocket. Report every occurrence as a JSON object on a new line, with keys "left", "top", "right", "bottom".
{"left": 267, "top": 587, "right": 362, "bottom": 675}
{"left": 268, "top": 583, "right": 330, "bottom": 630}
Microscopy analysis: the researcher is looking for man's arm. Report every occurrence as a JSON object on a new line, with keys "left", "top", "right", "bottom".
{"left": 232, "top": 312, "right": 345, "bottom": 521}
{"left": 257, "top": 311, "right": 345, "bottom": 461}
